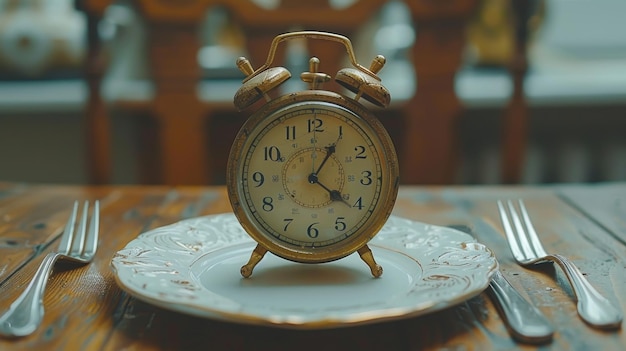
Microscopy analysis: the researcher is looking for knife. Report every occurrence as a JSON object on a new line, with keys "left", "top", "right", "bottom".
{"left": 448, "top": 224, "right": 554, "bottom": 344}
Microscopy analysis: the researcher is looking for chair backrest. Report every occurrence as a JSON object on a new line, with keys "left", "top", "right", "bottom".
{"left": 77, "top": 0, "right": 113, "bottom": 185}
{"left": 398, "top": 0, "right": 480, "bottom": 184}
{"left": 80, "top": 0, "right": 220, "bottom": 185}
{"left": 79, "top": 0, "right": 528, "bottom": 185}
{"left": 500, "top": 0, "right": 534, "bottom": 184}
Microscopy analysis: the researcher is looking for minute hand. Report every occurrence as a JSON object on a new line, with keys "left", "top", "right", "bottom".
{"left": 314, "top": 144, "right": 335, "bottom": 175}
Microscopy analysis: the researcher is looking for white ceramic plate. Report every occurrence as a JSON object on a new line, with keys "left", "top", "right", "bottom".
{"left": 111, "top": 213, "right": 496, "bottom": 328}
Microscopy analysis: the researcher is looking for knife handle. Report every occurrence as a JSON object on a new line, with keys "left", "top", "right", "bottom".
{"left": 487, "top": 270, "right": 554, "bottom": 344}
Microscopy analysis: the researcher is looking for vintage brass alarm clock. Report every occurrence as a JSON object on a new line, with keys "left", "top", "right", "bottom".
{"left": 227, "top": 31, "right": 399, "bottom": 278}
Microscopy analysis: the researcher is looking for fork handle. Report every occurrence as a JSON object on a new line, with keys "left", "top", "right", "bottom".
{"left": 0, "top": 253, "right": 60, "bottom": 337}
{"left": 551, "top": 253, "right": 623, "bottom": 328}
{"left": 488, "top": 270, "right": 554, "bottom": 343}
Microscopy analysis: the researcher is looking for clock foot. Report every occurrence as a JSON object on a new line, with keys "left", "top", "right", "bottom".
{"left": 241, "top": 244, "right": 268, "bottom": 278}
{"left": 357, "top": 245, "right": 383, "bottom": 278}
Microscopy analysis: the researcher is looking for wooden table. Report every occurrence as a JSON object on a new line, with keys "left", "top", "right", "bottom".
{"left": 1, "top": 182, "right": 624, "bottom": 350}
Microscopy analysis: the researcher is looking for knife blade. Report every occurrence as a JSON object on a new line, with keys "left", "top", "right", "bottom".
{"left": 448, "top": 224, "right": 554, "bottom": 344}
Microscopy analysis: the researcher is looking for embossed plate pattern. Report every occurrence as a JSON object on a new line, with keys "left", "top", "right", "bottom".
{"left": 111, "top": 214, "right": 497, "bottom": 328}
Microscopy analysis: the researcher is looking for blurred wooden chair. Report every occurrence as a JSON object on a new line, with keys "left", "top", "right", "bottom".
{"left": 501, "top": 0, "right": 535, "bottom": 184}
{"left": 132, "top": 0, "right": 216, "bottom": 185}
{"left": 401, "top": 0, "right": 480, "bottom": 184}
{"left": 224, "top": 0, "right": 532, "bottom": 184}
{"left": 225, "top": 1, "right": 490, "bottom": 185}
{"left": 78, "top": 0, "right": 528, "bottom": 185}
{"left": 78, "top": 0, "right": 220, "bottom": 185}
{"left": 224, "top": 0, "right": 467, "bottom": 185}
{"left": 465, "top": 0, "right": 536, "bottom": 184}
{"left": 79, "top": 0, "right": 388, "bottom": 185}
{"left": 76, "top": 0, "right": 112, "bottom": 185}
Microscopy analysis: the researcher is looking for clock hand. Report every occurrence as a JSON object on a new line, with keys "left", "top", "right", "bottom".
{"left": 314, "top": 144, "right": 335, "bottom": 175}
{"left": 316, "top": 125, "right": 344, "bottom": 173}
{"left": 328, "top": 189, "right": 350, "bottom": 206}
{"left": 308, "top": 173, "right": 350, "bottom": 207}
{"left": 312, "top": 125, "right": 342, "bottom": 175}
{"left": 311, "top": 112, "right": 318, "bottom": 173}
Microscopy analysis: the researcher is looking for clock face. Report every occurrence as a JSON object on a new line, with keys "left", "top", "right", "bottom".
{"left": 228, "top": 92, "right": 398, "bottom": 263}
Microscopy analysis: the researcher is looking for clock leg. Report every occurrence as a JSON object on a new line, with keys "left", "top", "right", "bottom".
{"left": 357, "top": 245, "right": 383, "bottom": 278}
{"left": 241, "top": 244, "right": 268, "bottom": 278}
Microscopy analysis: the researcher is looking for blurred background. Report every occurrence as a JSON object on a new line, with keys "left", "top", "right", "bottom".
{"left": 0, "top": 0, "right": 625, "bottom": 185}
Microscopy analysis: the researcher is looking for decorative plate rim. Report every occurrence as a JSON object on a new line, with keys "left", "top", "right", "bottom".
{"left": 110, "top": 213, "right": 497, "bottom": 329}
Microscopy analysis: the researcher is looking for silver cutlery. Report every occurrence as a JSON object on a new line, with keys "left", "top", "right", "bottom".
{"left": 0, "top": 201, "right": 99, "bottom": 337}
{"left": 498, "top": 199, "right": 623, "bottom": 329}
{"left": 487, "top": 270, "right": 554, "bottom": 343}
{"left": 450, "top": 225, "right": 554, "bottom": 343}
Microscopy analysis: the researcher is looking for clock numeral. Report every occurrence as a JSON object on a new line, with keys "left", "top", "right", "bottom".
{"left": 354, "top": 145, "right": 367, "bottom": 159}
{"left": 307, "top": 222, "right": 320, "bottom": 238}
{"left": 251, "top": 172, "right": 264, "bottom": 187}
{"left": 307, "top": 118, "right": 324, "bottom": 133}
{"left": 360, "top": 170, "right": 373, "bottom": 186}
{"left": 335, "top": 217, "right": 347, "bottom": 231}
{"left": 262, "top": 197, "right": 274, "bottom": 211}
{"left": 353, "top": 197, "right": 364, "bottom": 210}
{"left": 285, "top": 125, "right": 296, "bottom": 140}
{"left": 264, "top": 146, "right": 283, "bottom": 161}
{"left": 283, "top": 218, "right": 293, "bottom": 231}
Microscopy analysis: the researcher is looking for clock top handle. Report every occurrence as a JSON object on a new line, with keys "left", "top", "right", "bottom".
{"left": 242, "top": 31, "right": 381, "bottom": 84}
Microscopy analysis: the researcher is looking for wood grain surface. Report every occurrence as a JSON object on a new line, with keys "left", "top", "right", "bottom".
{"left": 0, "top": 182, "right": 624, "bottom": 350}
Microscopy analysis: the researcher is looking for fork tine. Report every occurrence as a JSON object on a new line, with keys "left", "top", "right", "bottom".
{"left": 58, "top": 201, "right": 79, "bottom": 253}
{"left": 507, "top": 200, "right": 538, "bottom": 260}
{"left": 497, "top": 200, "right": 525, "bottom": 261}
{"left": 84, "top": 200, "right": 99, "bottom": 258}
{"left": 518, "top": 199, "right": 547, "bottom": 257}
{"left": 70, "top": 201, "right": 89, "bottom": 256}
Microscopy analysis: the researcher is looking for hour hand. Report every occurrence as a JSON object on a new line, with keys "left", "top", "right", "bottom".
{"left": 329, "top": 190, "right": 350, "bottom": 206}
{"left": 311, "top": 178, "right": 350, "bottom": 207}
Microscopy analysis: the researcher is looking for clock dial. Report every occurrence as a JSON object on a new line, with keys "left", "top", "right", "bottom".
{"left": 243, "top": 101, "right": 381, "bottom": 249}
{"left": 228, "top": 92, "right": 398, "bottom": 264}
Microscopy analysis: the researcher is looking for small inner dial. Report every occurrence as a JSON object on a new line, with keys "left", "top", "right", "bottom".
{"left": 282, "top": 147, "right": 345, "bottom": 208}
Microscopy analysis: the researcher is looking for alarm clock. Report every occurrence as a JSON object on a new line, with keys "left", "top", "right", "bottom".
{"left": 227, "top": 31, "right": 399, "bottom": 278}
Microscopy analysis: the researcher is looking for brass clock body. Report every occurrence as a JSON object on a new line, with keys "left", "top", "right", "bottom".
{"left": 227, "top": 31, "right": 399, "bottom": 278}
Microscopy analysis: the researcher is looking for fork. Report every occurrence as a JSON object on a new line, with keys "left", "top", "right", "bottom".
{"left": 0, "top": 200, "right": 99, "bottom": 337}
{"left": 448, "top": 224, "right": 554, "bottom": 343}
{"left": 498, "top": 199, "right": 623, "bottom": 329}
